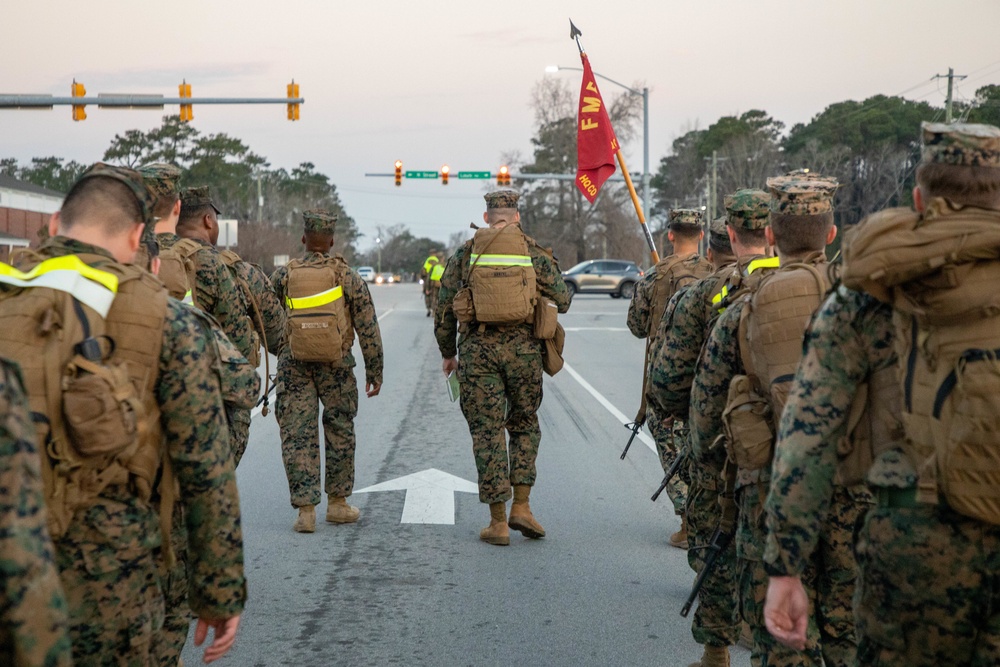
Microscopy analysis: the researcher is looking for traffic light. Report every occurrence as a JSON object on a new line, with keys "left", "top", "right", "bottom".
{"left": 287, "top": 79, "right": 300, "bottom": 121}
{"left": 441, "top": 165, "right": 449, "bottom": 185}
{"left": 71, "top": 80, "right": 86, "bottom": 121}
{"left": 179, "top": 80, "right": 193, "bottom": 122}
{"left": 394, "top": 160, "right": 402, "bottom": 187}
{"left": 497, "top": 165, "right": 510, "bottom": 186}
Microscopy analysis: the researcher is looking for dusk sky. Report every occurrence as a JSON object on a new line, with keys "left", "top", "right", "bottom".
{"left": 4, "top": 0, "right": 1000, "bottom": 248}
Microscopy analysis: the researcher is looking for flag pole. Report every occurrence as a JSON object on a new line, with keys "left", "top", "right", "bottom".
{"left": 570, "top": 20, "right": 660, "bottom": 265}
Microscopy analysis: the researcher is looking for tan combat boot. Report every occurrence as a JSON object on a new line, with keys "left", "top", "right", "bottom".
{"left": 293, "top": 505, "right": 316, "bottom": 533}
{"left": 687, "top": 644, "right": 730, "bottom": 667}
{"left": 669, "top": 514, "right": 689, "bottom": 549}
{"left": 326, "top": 496, "right": 360, "bottom": 524}
{"left": 479, "top": 502, "right": 510, "bottom": 546}
{"left": 508, "top": 484, "right": 545, "bottom": 539}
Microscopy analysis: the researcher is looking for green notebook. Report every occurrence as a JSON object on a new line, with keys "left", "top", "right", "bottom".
{"left": 447, "top": 371, "right": 460, "bottom": 402}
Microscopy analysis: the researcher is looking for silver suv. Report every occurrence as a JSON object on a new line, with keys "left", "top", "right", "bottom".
{"left": 561, "top": 259, "right": 644, "bottom": 298}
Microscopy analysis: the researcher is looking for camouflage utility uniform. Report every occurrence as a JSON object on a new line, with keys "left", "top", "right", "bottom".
{"left": 435, "top": 225, "right": 569, "bottom": 507}
{"left": 271, "top": 248, "right": 383, "bottom": 511}
{"left": 0, "top": 358, "right": 72, "bottom": 667}
{"left": 627, "top": 240, "right": 713, "bottom": 517}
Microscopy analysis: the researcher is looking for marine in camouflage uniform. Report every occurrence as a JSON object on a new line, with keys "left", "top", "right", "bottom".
{"left": 0, "top": 358, "right": 72, "bottom": 667}
{"left": 435, "top": 190, "right": 570, "bottom": 546}
{"left": 647, "top": 199, "right": 767, "bottom": 666}
{"left": 765, "top": 123, "right": 1000, "bottom": 667}
{"left": 271, "top": 209, "right": 383, "bottom": 531}
{"left": 178, "top": 186, "right": 262, "bottom": 465}
{"left": 692, "top": 178, "right": 867, "bottom": 667}
{"left": 626, "top": 209, "right": 712, "bottom": 537}
{"left": 2, "top": 165, "right": 245, "bottom": 666}
{"left": 421, "top": 253, "right": 441, "bottom": 316}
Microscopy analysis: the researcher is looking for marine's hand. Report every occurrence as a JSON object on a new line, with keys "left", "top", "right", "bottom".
{"left": 366, "top": 381, "right": 382, "bottom": 397}
{"left": 442, "top": 357, "right": 458, "bottom": 375}
{"left": 764, "top": 576, "right": 808, "bottom": 650}
{"left": 194, "top": 614, "right": 241, "bottom": 663}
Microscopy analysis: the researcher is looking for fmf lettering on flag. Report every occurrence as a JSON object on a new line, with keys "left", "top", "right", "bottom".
{"left": 575, "top": 53, "right": 619, "bottom": 204}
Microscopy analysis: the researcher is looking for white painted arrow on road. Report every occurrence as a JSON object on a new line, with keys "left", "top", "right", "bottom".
{"left": 353, "top": 468, "right": 478, "bottom": 525}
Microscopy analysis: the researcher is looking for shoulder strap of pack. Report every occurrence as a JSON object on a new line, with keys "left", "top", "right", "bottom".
{"left": 218, "top": 249, "right": 240, "bottom": 266}
{"left": 172, "top": 237, "right": 202, "bottom": 259}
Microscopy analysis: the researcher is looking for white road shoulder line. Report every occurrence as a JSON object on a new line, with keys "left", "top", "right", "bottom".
{"left": 563, "top": 327, "right": 629, "bottom": 332}
{"left": 561, "top": 362, "right": 656, "bottom": 454}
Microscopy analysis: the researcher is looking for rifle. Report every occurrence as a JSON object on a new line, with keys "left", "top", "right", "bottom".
{"left": 620, "top": 419, "right": 644, "bottom": 460}
{"left": 651, "top": 446, "right": 686, "bottom": 502}
{"left": 680, "top": 523, "right": 734, "bottom": 617}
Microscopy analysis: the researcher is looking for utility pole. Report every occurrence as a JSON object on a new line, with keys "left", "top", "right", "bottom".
{"left": 710, "top": 150, "right": 718, "bottom": 223}
{"left": 934, "top": 67, "right": 967, "bottom": 123}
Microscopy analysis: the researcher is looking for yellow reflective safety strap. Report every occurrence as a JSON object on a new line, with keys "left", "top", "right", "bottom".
{"left": 746, "top": 256, "right": 780, "bottom": 275}
{"left": 0, "top": 255, "right": 119, "bottom": 317}
{"left": 285, "top": 285, "right": 343, "bottom": 310}
{"left": 430, "top": 264, "right": 445, "bottom": 281}
{"left": 181, "top": 290, "right": 195, "bottom": 307}
{"left": 469, "top": 253, "right": 533, "bottom": 267}
{"left": 711, "top": 285, "right": 730, "bottom": 311}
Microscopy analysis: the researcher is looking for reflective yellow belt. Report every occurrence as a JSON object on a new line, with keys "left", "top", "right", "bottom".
{"left": 0, "top": 255, "right": 119, "bottom": 317}
{"left": 286, "top": 285, "right": 343, "bottom": 310}
{"left": 470, "top": 253, "right": 532, "bottom": 267}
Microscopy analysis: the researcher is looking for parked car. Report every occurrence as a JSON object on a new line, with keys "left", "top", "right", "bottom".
{"left": 561, "top": 259, "right": 643, "bottom": 298}
{"left": 357, "top": 266, "right": 376, "bottom": 282}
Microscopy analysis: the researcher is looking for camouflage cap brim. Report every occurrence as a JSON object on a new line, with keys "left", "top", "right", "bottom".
{"left": 485, "top": 190, "right": 520, "bottom": 209}
{"left": 921, "top": 121, "right": 1000, "bottom": 167}
{"left": 766, "top": 175, "right": 839, "bottom": 215}
{"left": 724, "top": 189, "right": 771, "bottom": 229}
{"left": 303, "top": 209, "right": 337, "bottom": 233}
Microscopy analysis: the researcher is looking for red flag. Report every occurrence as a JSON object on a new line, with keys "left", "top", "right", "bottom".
{"left": 575, "top": 53, "right": 619, "bottom": 203}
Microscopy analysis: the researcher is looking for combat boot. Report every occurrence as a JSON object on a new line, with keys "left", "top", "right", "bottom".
{"left": 669, "top": 515, "right": 689, "bottom": 549}
{"left": 326, "top": 496, "right": 360, "bottom": 524}
{"left": 479, "top": 502, "right": 510, "bottom": 546}
{"left": 508, "top": 484, "right": 545, "bottom": 538}
{"left": 293, "top": 505, "right": 315, "bottom": 533}
{"left": 687, "top": 644, "right": 729, "bottom": 667}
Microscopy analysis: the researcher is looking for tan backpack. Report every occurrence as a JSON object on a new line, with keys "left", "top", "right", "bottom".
{"left": 0, "top": 251, "right": 169, "bottom": 539}
{"left": 284, "top": 255, "right": 353, "bottom": 362}
{"left": 723, "top": 256, "right": 831, "bottom": 472}
{"left": 218, "top": 249, "right": 263, "bottom": 368}
{"left": 648, "top": 254, "right": 714, "bottom": 338}
{"left": 843, "top": 201, "right": 1000, "bottom": 524}
{"left": 158, "top": 237, "right": 200, "bottom": 306}
{"left": 465, "top": 226, "right": 537, "bottom": 325}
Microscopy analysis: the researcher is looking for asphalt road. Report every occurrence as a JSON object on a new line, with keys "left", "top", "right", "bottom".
{"left": 184, "top": 282, "right": 751, "bottom": 667}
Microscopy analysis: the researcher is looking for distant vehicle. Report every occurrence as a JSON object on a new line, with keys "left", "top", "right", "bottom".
{"left": 561, "top": 259, "right": 643, "bottom": 298}
{"left": 357, "top": 266, "right": 376, "bottom": 282}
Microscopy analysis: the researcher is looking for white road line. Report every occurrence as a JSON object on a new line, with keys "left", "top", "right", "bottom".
{"left": 378, "top": 308, "right": 395, "bottom": 320}
{"left": 561, "top": 362, "right": 656, "bottom": 454}
{"left": 563, "top": 327, "right": 629, "bottom": 332}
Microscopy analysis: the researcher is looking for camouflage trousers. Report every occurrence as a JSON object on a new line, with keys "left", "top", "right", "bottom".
{"left": 56, "top": 541, "right": 164, "bottom": 666}
{"left": 230, "top": 406, "right": 251, "bottom": 466}
{"left": 737, "top": 481, "right": 867, "bottom": 667}
{"left": 647, "top": 406, "right": 690, "bottom": 516}
{"left": 854, "top": 500, "right": 1000, "bottom": 667}
{"left": 685, "top": 463, "right": 739, "bottom": 648}
{"left": 151, "top": 506, "right": 190, "bottom": 666}
{"left": 276, "top": 359, "right": 359, "bottom": 507}
{"left": 457, "top": 330, "right": 543, "bottom": 505}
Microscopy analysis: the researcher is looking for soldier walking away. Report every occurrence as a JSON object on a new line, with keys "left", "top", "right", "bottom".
{"left": 0, "top": 357, "right": 72, "bottom": 667}
{"left": 0, "top": 164, "right": 245, "bottom": 666}
{"left": 434, "top": 190, "right": 570, "bottom": 546}
{"left": 271, "top": 210, "right": 384, "bottom": 533}
{"left": 626, "top": 208, "right": 713, "bottom": 548}
{"left": 764, "top": 122, "right": 1000, "bottom": 667}
{"left": 421, "top": 252, "right": 441, "bottom": 316}
{"left": 651, "top": 189, "right": 775, "bottom": 667}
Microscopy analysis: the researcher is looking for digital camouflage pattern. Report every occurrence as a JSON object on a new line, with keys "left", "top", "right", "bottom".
{"left": 137, "top": 162, "right": 181, "bottom": 201}
{"left": 766, "top": 176, "right": 839, "bottom": 215}
{"left": 435, "top": 230, "right": 570, "bottom": 504}
{"left": 921, "top": 121, "right": 1000, "bottom": 167}
{"left": 0, "top": 358, "right": 72, "bottom": 667}
{"left": 302, "top": 208, "right": 337, "bottom": 234}
{"left": 32, "top": 238, "right": 245, "bottom": 665}
{"left": 724, "top": 189, "right": 771, "bottom": 230}
{"left": 669, "top": 208, "right": 703, "bottom": 228}
{"left": 180, "top": 185, "right": 221, "bottom": 215}
{"left": 484, "top": 189, "right": 520, "bottom": 209}
{"left": 271, "top": 254, "right": 383, "bottom": 507}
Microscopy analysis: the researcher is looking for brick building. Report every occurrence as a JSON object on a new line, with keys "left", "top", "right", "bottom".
{"left": 0, "top": 175, "right": 64, "bottom": 262}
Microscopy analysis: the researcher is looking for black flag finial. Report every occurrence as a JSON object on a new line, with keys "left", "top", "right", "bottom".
{"left": 569, "top": 19, "right": 582, "bottom": 40}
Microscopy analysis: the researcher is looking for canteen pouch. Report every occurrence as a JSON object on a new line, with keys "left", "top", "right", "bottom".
{"left": 62, "top": 347, "right": 142, "bottom": 458}
{"left": 542, "top": 323, "right": 566, "bottom": 376}
{"left": 722, "top": 374, "right": 774, "bottom": 470}
{"left": 453, "top": 286, "right": 476, "bottom": 324}
{"left": 533, "top": 296, "right": 559, "bottom": 340}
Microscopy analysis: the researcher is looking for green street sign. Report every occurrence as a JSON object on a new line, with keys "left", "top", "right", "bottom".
{"left": 457, "top": 171, "right": 491, "bottom": 179}
{"left": 405, "top": 170, "right": 439, "bottom": 179}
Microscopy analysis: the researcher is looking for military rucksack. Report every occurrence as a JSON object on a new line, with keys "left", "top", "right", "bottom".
{"left": 156, "top": 237, "right": 200, "bottom": 306}
{"left": 843, "top": 201, "right": 1000, "bottom": 524}
{"left": 648, "top": 253, "right": 714, "bottom": 338}
{"left": 723, "top": 255, "right": 831, "bottom": 473}
{"left": 462, "top": 226, "right": 537, "bottom": 325}
{"left": 0, "top": 251, "right": 169, "bottom": 539}
{"left": 284, "top": 255, "right": 353, "bottom": 363}
{"left": 218, "top": 249, "right": 264, "bottom": 368}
